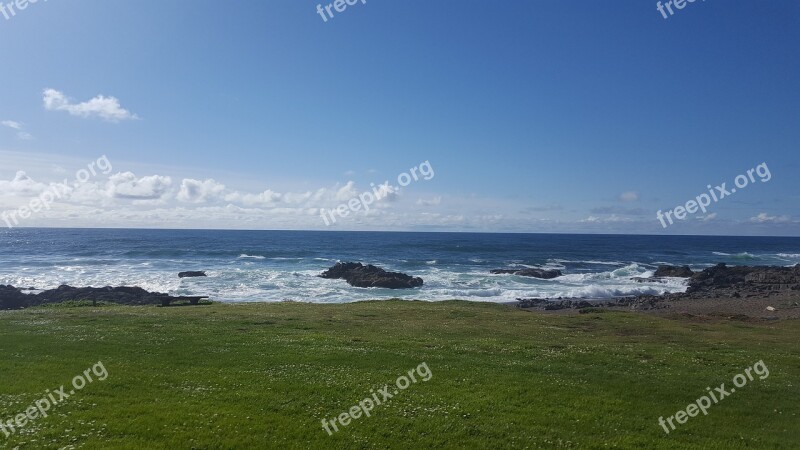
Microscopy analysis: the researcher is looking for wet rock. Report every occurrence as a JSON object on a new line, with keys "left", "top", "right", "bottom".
{"left": 491, "top": 268, "right": 562, "bottom": 279}
{"left": 320, "top": 262, "right": 423, "bottom": 289}
{"left": 654, "top": 265, "right": 694, "bottom": 278}
{"left": 179, "top": 271, "right": 207, "bottom": 278}
{"left": 1, "top": 285, "right": 208, "bottom": 309}
{"left": 0, "top": 285, "right": 30, "bottom": 310}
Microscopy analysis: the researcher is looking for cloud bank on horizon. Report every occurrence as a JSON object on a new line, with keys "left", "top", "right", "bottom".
{"left": 0, "top": 149, "right": 795, "bottom": 234}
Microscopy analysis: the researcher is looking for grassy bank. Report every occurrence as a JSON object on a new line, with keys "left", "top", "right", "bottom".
{"left": 0, "top": 301, "right": 797, "bottom": 449}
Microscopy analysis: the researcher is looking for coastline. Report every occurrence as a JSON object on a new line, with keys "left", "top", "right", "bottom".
{"left": 515, "top": 263, "right": 800, "bottom": 321}
{"left": 2, "top": 263, "right": 798, "bottom": 322}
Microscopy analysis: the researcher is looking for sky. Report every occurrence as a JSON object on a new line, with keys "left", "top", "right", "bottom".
{"left": 0, "top": 0, "right": 798, "bottom": 235}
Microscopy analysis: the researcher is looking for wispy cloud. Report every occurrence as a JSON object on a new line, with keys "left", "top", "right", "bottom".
{"left": 43, "top": 88, "right": 139, "bottom": 122}
{"left": 416, "top": 196, "right": 442, "bottom": 206}
{"left": 750, "top": 212, "right": 792, "bottom": 224}
{"left": 2, "top": 120, "right": 22, "bottom": 130}
{"left": 590, "top": 206, "right": 647, "bottom": 216}
{"left": 619, "top": 191, "right": 639, "bottom": 202}
{"left": 2, "top": 120, "right": 33, "bottom": 140}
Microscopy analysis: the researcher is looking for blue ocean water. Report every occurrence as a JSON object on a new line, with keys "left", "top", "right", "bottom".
{"left": 1, "top": 229, "right": 799, "bottom": 303}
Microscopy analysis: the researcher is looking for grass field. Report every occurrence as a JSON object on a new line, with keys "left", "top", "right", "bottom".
{"left": 0, "top": 301, "right": 798, "bottom": 449}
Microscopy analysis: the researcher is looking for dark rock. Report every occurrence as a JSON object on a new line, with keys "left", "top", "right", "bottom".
{"left": 687, "top": 263, "right": 751, "bottom": 293}
{"left": 517, "top": 298, "right": 594, "bottom": 310}
{"left": 544, "top": 301, "right": 571, "bottom": 310}
{"left": 589, "top": 264, "right": 800, "bottom": 311}
{"left": 743, "top": 265, "right": 800, "bottom": 284}
{"left": 179, "top": 271, "right": 207, "bottom": 278}
{"left": 491, "top": 268, "right": 562, "bottom": 279}
{"left": 320, "top": 262, "right": 423, "bottom": 289}
{"left": 37, "top": 285, "right": 175, "bottom": 306}
{"left": 654, "top": 265, "right": 694, "bottom": 278}
{"left": 687, "top": 264, "right": 800, "bottom": 293}
{"left": 1, "top": 284, "right": 208, "bottom": 309}
{"left": 516, "top": 298, "right": 549, "bottom": 308}
{"left": 0, "top": 285, "right": 30, "bottom": 310}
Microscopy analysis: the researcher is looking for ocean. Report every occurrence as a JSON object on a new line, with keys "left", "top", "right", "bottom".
{"left": 1, "top": 229, "right": 799, "bottom": 303}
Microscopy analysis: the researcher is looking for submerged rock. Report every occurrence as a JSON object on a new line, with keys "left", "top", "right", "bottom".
{"left": 320, "top": 262, "right": 423, "bottom": 289}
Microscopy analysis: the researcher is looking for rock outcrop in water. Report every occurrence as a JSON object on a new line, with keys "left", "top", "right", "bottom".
{"left": 490, "top": 268, "right": 563, "bottom": 279}
{"left": 687, "top": 263, "right": 800, "bottom": 294}
{"left": 0, "top": 285, "right": 30, "bottom": 310}
{"left": 0, "top": 285, "right": 208, "bottom": 310}
{"left": 517, "top": 264, "right": 800, "bottom": 311}
{"left": 653, "top": 265, "right": 694, "bottom": 278}
{"left": 179, "top": 271, "right": 207, "bottom": 278}
{"left": 320, "top": 262, "right": 423, "bottom": 289}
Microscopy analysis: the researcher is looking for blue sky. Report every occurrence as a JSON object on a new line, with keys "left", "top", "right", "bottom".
{"left": 0, "top": 0, "right": 798, "bottom": 234}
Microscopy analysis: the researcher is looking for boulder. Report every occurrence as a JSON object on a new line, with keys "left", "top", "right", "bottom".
{"left": 179, "top": 271, "right": 207, "bottom": 278}
{"left": 654, "top": 265, "right": 694, "bottom": 278}
{"left": 687, "top": 264, "right": 800, "bottom": 294}
{"left": 0, "top": 285, "right": 208, "bottom": 308}
{"left": 0, "top": 285, "right": 31, "bottom": 310}
{"left": 320, "top": 262, "right": 423, "bottom": 289}
{"left": 36, "top": 285, "right": 175, "bottom": 306}
{"left": 743, "top": 265, "right": 800, "bottom": 284}
{"left": 491, "top": 268, "right": 562, "bottom": 279}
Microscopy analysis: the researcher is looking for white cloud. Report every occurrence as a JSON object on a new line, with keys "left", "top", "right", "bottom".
{"left": 43, "top": 88, "right": 139, "bottom": 122}
{"left": 619, "top": 191, "right": 639, "bottom": 202}
{"left": 5, "top": 150, "right": 794, "bottom": 233}
{"left": 579, "top": 214, "right": 636, "bottom": 223}
{"left": 282, "top": 191, "right": 313, "bottom": 204}
{"left": 232, "top": 189, "right": 283, "bottom": 206}
{"left": 375, "top": 183, "right": 399, "bottom": 202}
{"left": 750, "top": 212, "right": 791, "bottom": 224}
{"left": 109, "top": 172, "right": 172, "bottom": 199}
{"left": 335, "top": 181, "right": 358, "bottom": 201}
{"left": 0, "top": 171, "right": 47, "bottom": 196}
{"left": 176, "top": 178, "right": 226, "bottom": 203}
{"left": 2, "top": 120, "right": 34, "bottom": 140}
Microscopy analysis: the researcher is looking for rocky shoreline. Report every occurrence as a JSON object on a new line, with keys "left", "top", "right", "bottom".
{"left": 3, "top": 263, "right": 799, "bottom": 318}
{"left": 0, "top": 262, "right": 425, "bottom": 310}
{"left": 517, "top": 263, "right": 800, "bottom": 320}
{"left": 0, "top": 285, "right": 208, "bottom": 309}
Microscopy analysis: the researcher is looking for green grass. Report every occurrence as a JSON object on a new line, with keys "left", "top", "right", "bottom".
{"left": 34, "top": 300, "right": 117, "bottom": 309}
{"left": 0, "top": 301, "right": 798, "bottom": 449}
